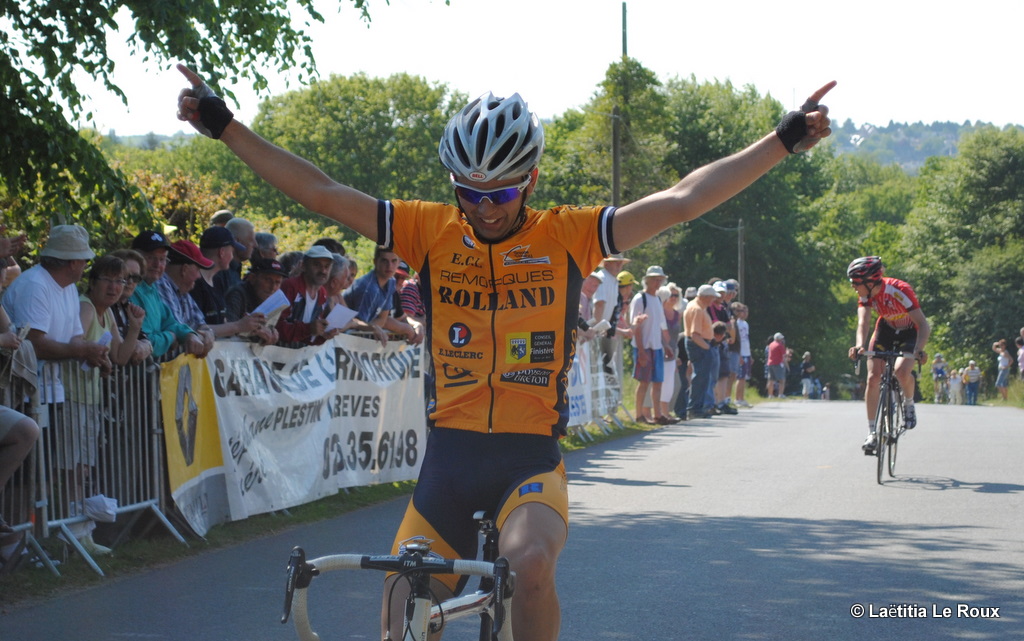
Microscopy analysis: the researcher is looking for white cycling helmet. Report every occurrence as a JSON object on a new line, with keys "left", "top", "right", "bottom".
{"left": 438, "top": 92, "right": 545, "bottom": 183}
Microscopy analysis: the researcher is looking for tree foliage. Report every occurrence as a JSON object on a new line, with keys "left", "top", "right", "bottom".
{"left": 0, "top": 0, "right": 372, "bottom": 239}
{"left": 244, "top": 72, "right": 464, "bottom": 240}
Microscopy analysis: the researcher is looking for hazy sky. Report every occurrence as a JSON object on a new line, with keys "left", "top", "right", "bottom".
{"left": 69, "top": 0, "right": 1023, "bottom": 137}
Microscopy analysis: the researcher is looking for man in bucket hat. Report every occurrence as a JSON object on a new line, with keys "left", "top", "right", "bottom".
{"left": 630, "top": 266, "right": 677, "bottom": 425}
{"left": 2, "top": 224, "right": 110, "bottom": 375}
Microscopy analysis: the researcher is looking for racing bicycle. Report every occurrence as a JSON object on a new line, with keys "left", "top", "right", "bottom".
{"left": 282, "top": 512, "right": 515, "bottom": 641}
{"left": 857, "top": 350, "right": 913, "bottom": 484}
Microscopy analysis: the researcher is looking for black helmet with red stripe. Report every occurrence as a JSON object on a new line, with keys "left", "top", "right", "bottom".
{"left": 847, "top": 256, "right": 884, "bottom": 284}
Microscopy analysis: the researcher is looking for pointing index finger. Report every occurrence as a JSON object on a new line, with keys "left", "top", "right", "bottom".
{"left": 805, "top": 80, "right": 837, "bottom": 109}
{"left": 176, "top": 63, "right": 205, "bottom": 88}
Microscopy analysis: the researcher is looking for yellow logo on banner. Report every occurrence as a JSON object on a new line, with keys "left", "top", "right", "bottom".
{"left": 160, "top": 355, "right": 224, "bottom": 488}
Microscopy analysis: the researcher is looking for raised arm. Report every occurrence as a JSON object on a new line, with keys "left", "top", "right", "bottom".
{"left": 612, "top": 81, "right": 836, "bottom": 251}
{"left": 175, "top": 64, "right": 380, "bottom": 241}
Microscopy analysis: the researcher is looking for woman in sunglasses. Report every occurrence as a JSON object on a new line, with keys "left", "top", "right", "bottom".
{"left": 108, "top": 249, "right": 153, "bottom": 363}
{"left": 177, "top": 65, "right": 833, "bottom": 641}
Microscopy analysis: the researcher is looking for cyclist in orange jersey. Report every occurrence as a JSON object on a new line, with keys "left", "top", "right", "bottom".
{"left": 176, "top": 65, "right": 834, "bottom": 641}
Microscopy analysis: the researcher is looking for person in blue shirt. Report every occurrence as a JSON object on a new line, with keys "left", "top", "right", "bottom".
{"left": 342, "top": 246, "right": 422, "bottom": 345}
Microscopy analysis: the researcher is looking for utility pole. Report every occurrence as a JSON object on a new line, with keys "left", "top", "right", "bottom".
{"left": 612, "top": 2, "right": 627, "bottom": 206}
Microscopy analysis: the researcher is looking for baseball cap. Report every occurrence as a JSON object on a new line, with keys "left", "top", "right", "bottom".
{"left": 774, "top": 332, "right": 785, "bottom": 341}
{"left": 168, "top": 240, "right": 215, "bottom": 268}
{"left": 684, "top": 286, "right": 698, "bottom": 300}
{"left": 396, "top": 261, "right": 410, "bottom": 278}
{"left": 617, "top": 271, "right": 637, "bottom": 287}
{"left": 248, "top": 257, "right": 288, "bottom": 277}
{"left": 713, "top": 280, "right": 728, "bottom": 293}
{"left": 131, "top": 231, "right": 171, "bottom": 253}
{"left": 40, "top": 224, "right": 95, "bottom": 261}
{"left": 304, "top": 245, "right": 334, "bottom": 260}
{"left": 697, "top": 284, "right": 719, "bottom": 298}
{"left": 200, "top": 226, "right": 246, "bottom": 251}
{"left": 724, "top": 279, "right": 739, "bottom": 292}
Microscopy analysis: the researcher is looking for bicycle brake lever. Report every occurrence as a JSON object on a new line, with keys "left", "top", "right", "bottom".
{"left": 282, "top": 546, "right": 319, "bottom": 624}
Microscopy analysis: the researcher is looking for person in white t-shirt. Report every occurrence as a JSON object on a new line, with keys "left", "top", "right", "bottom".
{"left": 629, "top": 266, "right": 676, "bottom": 425}
{"left": 731, "top": 301, "right": 753, "bottom": 407}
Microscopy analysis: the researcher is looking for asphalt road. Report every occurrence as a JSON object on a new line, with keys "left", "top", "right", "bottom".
{"left": 3, "top": 400, "right": 1022, "bottom": 641}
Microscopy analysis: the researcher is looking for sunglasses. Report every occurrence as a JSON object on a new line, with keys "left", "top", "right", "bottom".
{"left": 451, "top": 175, "right": 531, "bottom": 205}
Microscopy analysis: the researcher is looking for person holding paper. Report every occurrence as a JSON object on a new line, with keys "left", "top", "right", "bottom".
{"left": 276, "top": 246, "right": 343, "bottom": 347}
{"left": 192, "top": 226, "right": 267, "bottom": 340}
{"left": 342, "top": 246, "right": 422, "bottom": 346}
{"left": 225, "top": 257, "right": 288, "bottom": 345}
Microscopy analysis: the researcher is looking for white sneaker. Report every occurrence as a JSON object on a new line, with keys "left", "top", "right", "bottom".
{"left": 736, "top": 400, "right": 753, "bottom": 408}
{"left": 904, "top": 404, "right": 917, "bottom": 429}
{"left": 862, "top": 433, "right": 877, "bottom": 455}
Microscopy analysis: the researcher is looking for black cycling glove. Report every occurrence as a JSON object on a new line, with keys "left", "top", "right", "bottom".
{"left": 775, "top": 98, "right": 820, "bottom": 154}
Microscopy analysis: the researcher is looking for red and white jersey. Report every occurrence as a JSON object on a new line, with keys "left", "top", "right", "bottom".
{"left": 859, "top": 277, "right": 920, "bottom": 330}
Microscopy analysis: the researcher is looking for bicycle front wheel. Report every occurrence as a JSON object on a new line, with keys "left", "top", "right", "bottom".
{"left": 874, "top": 381, "right": 889, "bottom": 485}
{"left": 887, "top": 384, "right": 904, "bottom": 478}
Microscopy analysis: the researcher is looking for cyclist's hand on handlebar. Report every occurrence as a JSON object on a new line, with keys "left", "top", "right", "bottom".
{"left": 916, "top": 350, "right": 928, "bottom": 366}
{"left": 848, "top": 346, "right": 863, "bottom": 361}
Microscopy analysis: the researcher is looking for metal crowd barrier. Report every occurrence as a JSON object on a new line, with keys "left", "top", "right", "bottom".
{"left": 1, "top": 332, "right": 629, "bottom": 577}
{"left": 1, "top": 356, "right": 185, "bottom": 577}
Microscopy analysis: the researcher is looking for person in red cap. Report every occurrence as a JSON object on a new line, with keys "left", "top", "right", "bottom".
{"left": 156, "top": 239, "right": 214, "bottom": 356}
{"left": 129, "top": 231, "right": 207, "bottom": 359}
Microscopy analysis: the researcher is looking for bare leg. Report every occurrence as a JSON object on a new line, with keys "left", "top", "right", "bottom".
{"left": 499, "top": 502, "right": 567, "bottom": 641}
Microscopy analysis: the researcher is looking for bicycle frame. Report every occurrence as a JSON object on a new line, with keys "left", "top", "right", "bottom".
{"left": 860, "top": 350, "right": 911, "bottom": 484}
{"left": 282, "top": 545, "right": 515, "bottom": 641}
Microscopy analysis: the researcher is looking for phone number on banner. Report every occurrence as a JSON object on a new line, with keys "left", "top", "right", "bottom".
{"left": 323, "top": 429, "right": 420, "bottom": 477}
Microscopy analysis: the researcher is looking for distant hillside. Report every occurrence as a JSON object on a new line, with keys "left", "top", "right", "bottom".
{"left": 107, "top": 120, "right": 1023, "bottom": 176}
{"left": 829, "top": 119, "right": 1023, "bottom": 174}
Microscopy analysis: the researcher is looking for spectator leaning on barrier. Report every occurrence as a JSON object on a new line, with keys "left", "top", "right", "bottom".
{"left": 159, "top": 240, "right": 216, "bottom": 356}
{"left": 343, "top": 246, "right": 421, "bottom": 346}
{"left": 224, "top": 257, "right": 286, "bottom": 345}
{"left": 130, "top": 231, "right": 208, "bottom": 359}
{"left": 2, "top": 225, "right": 111, "bottom": 386}
{"left": 195, "top": 226, "right": 267, "bottom": 339}
{"left": 277, "top": 245, "right": 341, "bottom": 347}
{"left": 1, "top": 225, "right": 112, "bottom": 554}
{"left": 107, "top": 249, "right": 154, "bottom": 363}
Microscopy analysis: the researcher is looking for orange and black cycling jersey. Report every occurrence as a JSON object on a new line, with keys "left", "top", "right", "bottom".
{"left": 858, "top": 276, "right": 920, "bottom": 331}
{"left": 378, "top": 199, "right": 616, "bottom": 437}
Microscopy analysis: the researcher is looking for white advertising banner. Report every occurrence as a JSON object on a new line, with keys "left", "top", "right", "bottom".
{"left": 162, "top": 333, "right": 426, "bottom": 534}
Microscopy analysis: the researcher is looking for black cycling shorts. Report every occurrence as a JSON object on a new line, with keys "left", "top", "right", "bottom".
{"left": 389, "top": 427, "right": 567, "bottom": 593}
{"left": 871, "top": 321, "right": 918, "bottom": 354}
